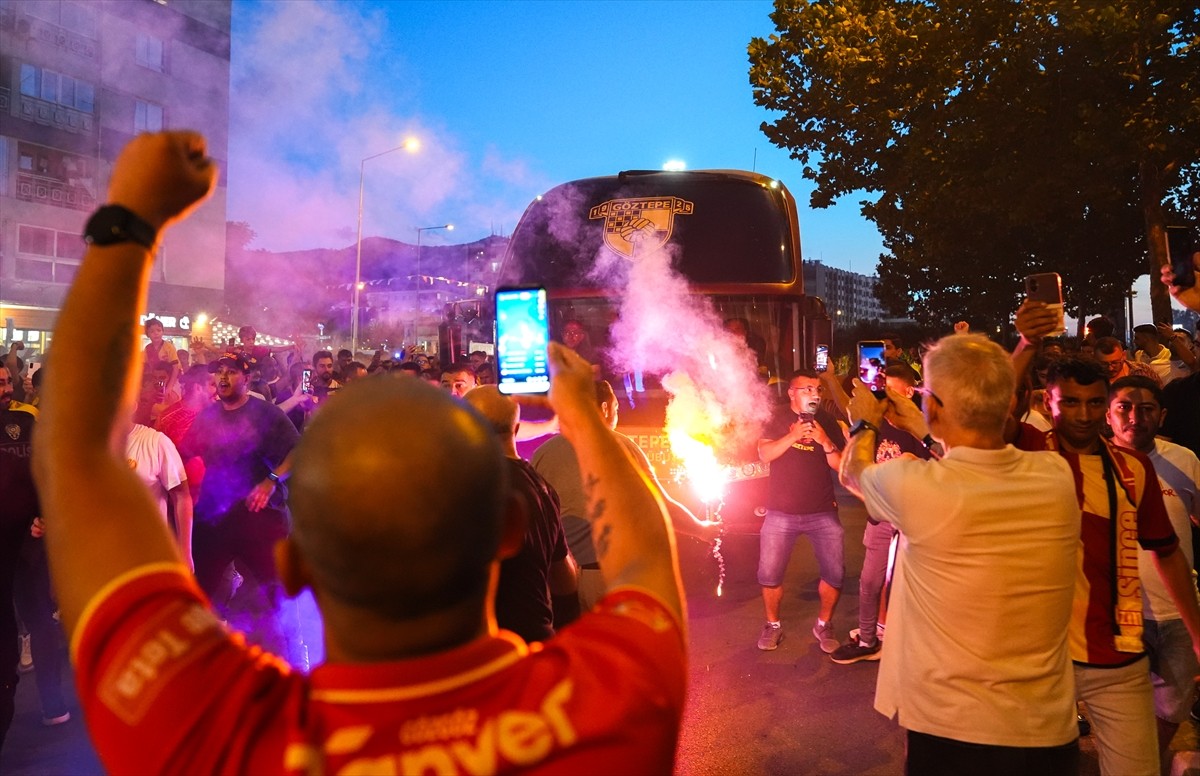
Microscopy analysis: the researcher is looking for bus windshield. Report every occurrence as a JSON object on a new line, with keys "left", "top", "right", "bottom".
{"left": 500, "top": 171, "right": 800, "bottom": 291}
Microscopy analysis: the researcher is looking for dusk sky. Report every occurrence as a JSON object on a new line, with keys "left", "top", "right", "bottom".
{"left": 225, "top": 0, "right": 1161, "bottom": 321}
{"left": 226, "top": 0, "right": 884, "bottom": 274}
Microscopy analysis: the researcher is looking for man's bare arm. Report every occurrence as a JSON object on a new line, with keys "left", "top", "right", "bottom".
{"left": 545, "top": 343, "right": 685, "bottom": 626}
{"left": 839, "top": 379, "right": 887, "bottom": 499}
{"left": 169, "top": 483, "right": 194, "bottom": 572}
{"left": 33, "top": 132, "right": 217, "bottom": 639}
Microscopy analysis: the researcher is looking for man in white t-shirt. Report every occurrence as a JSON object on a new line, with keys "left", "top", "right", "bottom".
{"left": 1108, "top": 374, "right": 1200, "bottom": 773}
{"left": 125, "top": 423, "right": 193, "bottom": 569}
{"left": 841, "top": 333, "right": 1082, "bottom": 775}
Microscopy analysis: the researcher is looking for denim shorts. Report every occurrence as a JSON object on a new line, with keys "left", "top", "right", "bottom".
{"left": 757, "top": 509, "right": 844, "bottom": 588}
{"left": 1145, "top": 618, "right": 1199, "bottom": 724}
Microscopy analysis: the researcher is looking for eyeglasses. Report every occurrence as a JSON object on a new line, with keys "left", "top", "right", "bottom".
{"left": 916, "top": 387, "right": 944, "bottom": 407}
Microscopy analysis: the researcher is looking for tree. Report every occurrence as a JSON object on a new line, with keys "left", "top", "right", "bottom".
{"left": 750, "top": 1, "right": 1200, "bottom": 327}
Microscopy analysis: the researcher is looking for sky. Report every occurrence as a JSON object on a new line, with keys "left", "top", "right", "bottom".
{"left": 225, "top": 0, "right": 1164, "bottom": 323}
{"left": 226, "top": 0, "right": 884, "bottom": 274}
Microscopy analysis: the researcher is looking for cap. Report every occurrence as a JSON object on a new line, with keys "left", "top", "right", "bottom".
{"left": 207, "top": 352, "right": 254, "bottom": 374}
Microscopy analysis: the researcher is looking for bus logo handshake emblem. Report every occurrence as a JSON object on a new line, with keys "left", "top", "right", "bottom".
{"left": 589, "top": 196, "right": 694, "bottom": 259}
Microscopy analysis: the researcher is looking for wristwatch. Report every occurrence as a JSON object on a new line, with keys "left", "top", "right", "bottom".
{"left": 83, "top": 205, "right": 158, "bottom": 249}
{"left": 849, "top": 419, "right": 879, "bottom": 438}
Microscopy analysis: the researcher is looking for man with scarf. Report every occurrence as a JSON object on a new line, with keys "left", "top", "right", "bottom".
{"left": 1015, "top": 303, "right": 1200, "bottom": 776}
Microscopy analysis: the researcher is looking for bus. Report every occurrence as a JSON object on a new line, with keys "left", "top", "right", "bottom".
{"left": 442, "top": 169, "right": 830, "bottom": 534}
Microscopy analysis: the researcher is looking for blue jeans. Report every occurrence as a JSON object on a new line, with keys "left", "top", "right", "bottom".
{"left": 757, "top": 509, "right": 844, "bottom": 588}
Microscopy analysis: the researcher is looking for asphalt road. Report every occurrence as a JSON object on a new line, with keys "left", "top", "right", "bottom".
{"left": 3, "top": 485, "right": 1189, "bottom": 774}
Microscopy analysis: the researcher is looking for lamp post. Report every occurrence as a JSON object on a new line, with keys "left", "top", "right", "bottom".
{"left": 352, "top": 138, "right": 420, "bottom": 356}
{"left": 414, "top": 223, "right": 453, "bottom": 348}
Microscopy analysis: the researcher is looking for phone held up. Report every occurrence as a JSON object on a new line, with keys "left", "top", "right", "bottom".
{"left": 1024, "top": 273, "right": 1065, "bottom": 337}
{"left": 495, "top": 286, "right": 551, "bottom": 395}
{"left": 300, "top": 368, "right": 313, "bottom": 395}
{"left": 815, "top": 344, "right": 830, "bottom": 373}
{"left": 1167, "top": 226, "right": 1197, "bottom": 291}
{"left": 856, "top": 340, "right": 887, "bottom": 399}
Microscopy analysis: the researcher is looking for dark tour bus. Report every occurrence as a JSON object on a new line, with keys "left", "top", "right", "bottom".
{"left": 442, "top": 169, "right": 830, "bottom": 534}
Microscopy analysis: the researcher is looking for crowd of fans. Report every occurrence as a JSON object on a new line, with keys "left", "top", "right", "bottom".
{"left": 5, "top": 131, "right": 1200, "bottom": 775}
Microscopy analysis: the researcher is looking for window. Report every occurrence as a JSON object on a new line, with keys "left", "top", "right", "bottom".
{"left": 18, "top": 225, "right": 55, "bottom": 257}
{"left": 18, "top": 63, "right": 95, "bottom": 113}
{"left": 60, "top": 3, "right": 97, "bottom": 37}
{"left": 136, "top": 34, "right": 164, "bottom": 71}
{"left": 135, "top": 100, "right": 164, "bottom": 133}
{"left": 16, "top": 225, "right": 84, "bottom": 284}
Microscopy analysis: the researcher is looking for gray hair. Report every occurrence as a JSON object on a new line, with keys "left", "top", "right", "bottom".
{"left": 923, "top": 334, "right": 1015, "bottom": 434}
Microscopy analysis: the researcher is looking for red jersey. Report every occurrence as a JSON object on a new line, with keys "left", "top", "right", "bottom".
{"left": 74, "top": 565, "right": 686, "bottom": 775}
{"left": 1015, "top": 424, "right": 1177, "bottom": 666}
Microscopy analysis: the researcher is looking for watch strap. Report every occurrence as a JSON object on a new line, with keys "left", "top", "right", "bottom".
{"left": 849, "top": 419, "right": 879, "bottom": 438}
{"left": 84, "top": 205, "right": 158, "bottom": 249}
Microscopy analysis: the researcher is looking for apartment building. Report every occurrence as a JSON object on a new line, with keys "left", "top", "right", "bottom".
{"left": 802, "top": 260, "right": 884, "bottom": 324}
{"left": 0, "top": 0, "right": 230, "bottom": 357}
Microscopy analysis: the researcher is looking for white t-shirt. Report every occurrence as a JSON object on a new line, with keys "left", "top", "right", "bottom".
{"left": 1140, "top": 438, "right": 1200, "bottom": 621}
{"left": 125, "top": 423, "right": 187, "bottom": 521}
{"left": 859, "top": 444, "right": 1080, "bottom": 748}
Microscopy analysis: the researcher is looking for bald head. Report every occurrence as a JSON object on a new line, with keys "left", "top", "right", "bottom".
{"left": 463, "top": 385, "right": 519, "bottom": 440}
{"left": 289, "top": 376, "right": 508, "bottom": 620}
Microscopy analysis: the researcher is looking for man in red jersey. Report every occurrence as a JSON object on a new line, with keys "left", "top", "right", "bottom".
{"left": 35, "top": 132, "right": 686, "bottom": 775}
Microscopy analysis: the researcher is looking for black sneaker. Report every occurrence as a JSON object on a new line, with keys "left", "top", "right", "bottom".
{"left": 830, "top": 638, "right": 881, "bottom": 664}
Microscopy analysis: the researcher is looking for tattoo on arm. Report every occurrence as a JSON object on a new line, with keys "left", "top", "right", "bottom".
{"left": 594, "top": 521, "right": 612, "bottom": 560}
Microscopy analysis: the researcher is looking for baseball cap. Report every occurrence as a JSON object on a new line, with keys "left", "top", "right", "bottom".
{"left": 207, "top": 352, "right": 253, "bottom": 373}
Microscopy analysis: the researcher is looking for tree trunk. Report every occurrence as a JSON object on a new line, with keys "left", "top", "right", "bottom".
{"left": 1140, "top": 157, "right": 1172, "bottom": 325}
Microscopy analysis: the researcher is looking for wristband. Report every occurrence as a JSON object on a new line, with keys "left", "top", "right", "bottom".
{"left": 921, "top": 434, "right": 937, "bottom": 450}
{"left": 84, "top": 205, "right": 158, "bottom": 249}
{"left": 266, "top": 471, "right": 281, "bottom": 484}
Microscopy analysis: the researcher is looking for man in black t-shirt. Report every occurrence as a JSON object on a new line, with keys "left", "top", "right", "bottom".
{"left": 755, "top": 370, "right": 847, "bottom": 652}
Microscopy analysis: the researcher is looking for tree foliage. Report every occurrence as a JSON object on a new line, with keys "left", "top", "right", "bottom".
{"left": 750, "top": 1, "right": 1200, "bottom": 328}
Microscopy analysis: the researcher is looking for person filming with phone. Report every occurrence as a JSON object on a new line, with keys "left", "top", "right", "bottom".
{"left": 34, "top": 131, "right": 688, "bottom": 775}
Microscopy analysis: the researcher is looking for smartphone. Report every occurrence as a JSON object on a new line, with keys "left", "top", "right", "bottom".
{"left": 495, "top": 286, "right": 550, "bottom": 395}
{"left": 815, "top": 344, "right": 829, "bottom": 373}
{"left": 300, "top": 368, "right": 313, "bottom": 395}
{"left": 1167, "top": 226, "right": 1197, "bottom": 290}
{"left": 857, "top": 340, "right": 887, "bottom": 398}
{"left": 1024, "top": 272, "right": 1065, "bottom": 336}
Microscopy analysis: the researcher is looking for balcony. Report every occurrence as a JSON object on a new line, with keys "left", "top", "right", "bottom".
{"left": 16, "top": 172, "right": 96, "bottom": 212}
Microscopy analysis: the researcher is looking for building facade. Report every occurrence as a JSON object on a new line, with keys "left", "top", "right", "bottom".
{"left": 803, "top": 260, "right": 884, "bottom": 324}
{"left": 0, "top": 0, "right": 230, "bottom": 359}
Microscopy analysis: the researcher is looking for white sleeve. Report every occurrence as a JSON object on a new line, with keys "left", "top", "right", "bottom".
{"left": 155, "top": 431, "right": 187, "bottom": 491}
{"left": 858, "top": 458, "right": 919, "bottom": 530}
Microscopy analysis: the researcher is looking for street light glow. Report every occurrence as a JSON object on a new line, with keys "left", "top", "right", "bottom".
{"left": 403, "top": 136, "right": 420, "bottom": 153}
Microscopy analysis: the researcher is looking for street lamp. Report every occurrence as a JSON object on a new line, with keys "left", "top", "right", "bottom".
{"left": 414, "top": 223, "right": 453, "bottom": 347}
{"left": 352, "top": 137, "right": 420, "bottom": 356}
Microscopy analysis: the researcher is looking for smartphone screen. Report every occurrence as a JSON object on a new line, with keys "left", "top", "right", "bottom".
{"left": 1023, "top": 273, "right": 1066, "bottom": 336}
{"left": 857, "top": 340, "right": 886, "bottom": 397}
{"left": 495, "top": 287, "right": 550, "bottom": 395}
{"left": 301, "top": 368, "right": 312, "bottom": 395}
{"left": 1167, "top": 226, "right": 1197, "bottom": 290}
{"left": 815, "top": 344, "right": 829, "bottom": 373}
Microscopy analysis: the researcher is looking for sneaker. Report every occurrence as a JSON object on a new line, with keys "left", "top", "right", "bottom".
{"left": 42, "top": 712, "right": 71, "bottom": 727}
{"left": 813, "top": 620, "right": 839, "bottom": 653}
{"left": 18, "top": 634, "right": 32, "bottom": 673}
{"left": 830, "top": 638, "right": 882, "bottom": 664}
{"left": 757, "top": 622, "right": 783, "bottom": 651}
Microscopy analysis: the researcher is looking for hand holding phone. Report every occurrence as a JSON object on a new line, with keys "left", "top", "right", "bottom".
{"left": 300, "top": 368, "right": 313, "bottom": 395}
{"left": 496, "top": 287, "right": 550, "bottom": 395}
{"left": 1023, "top": 273, "right": 1065, "bottom": 337}
{"left": 856, "top": 340, "right": 887, "bottom": 398}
